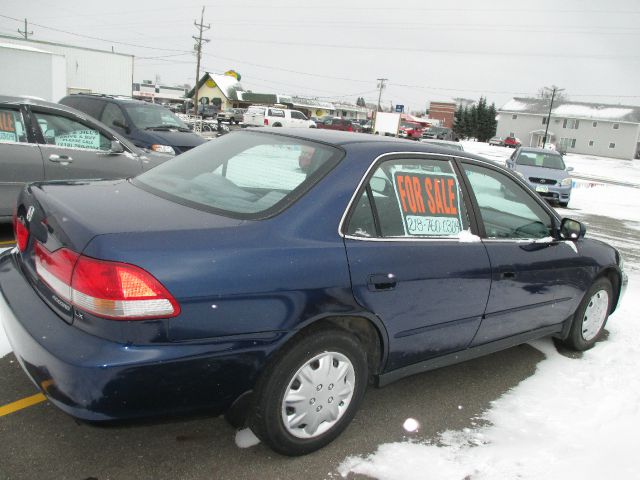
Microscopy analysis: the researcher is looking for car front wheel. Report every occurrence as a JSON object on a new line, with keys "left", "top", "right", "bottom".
{"left": 250, "top": 327, "right": 368, "bottom": 456}
{"left": 562, "top": 278, "right": 613, "bottom": 351}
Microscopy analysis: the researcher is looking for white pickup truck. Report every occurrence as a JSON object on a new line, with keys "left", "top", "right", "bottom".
{"left": 243, "top": 106, "right": 315, "bottom": 128}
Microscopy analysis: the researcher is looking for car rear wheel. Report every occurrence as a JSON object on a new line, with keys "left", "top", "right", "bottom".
{"left": 562, "top": 278, "right": 613, "bottom": 351}
{"left": 250, "top": 327, "right": 367, "bottom": 456}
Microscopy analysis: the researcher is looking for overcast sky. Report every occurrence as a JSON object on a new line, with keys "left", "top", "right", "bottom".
{"left": 1, "top": 0, "right": 639, "bottom": 111}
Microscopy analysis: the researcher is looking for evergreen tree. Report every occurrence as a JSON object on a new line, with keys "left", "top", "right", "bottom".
{"left": 453, "top": 105, "right": 465, "bottom": 139}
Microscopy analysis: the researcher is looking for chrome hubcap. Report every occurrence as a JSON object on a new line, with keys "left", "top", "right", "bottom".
{"left": 581, "top": 289, "right": 609, "bottom": 341}
{"left": 281, "top": 351, "right": 355, "bottom": 439}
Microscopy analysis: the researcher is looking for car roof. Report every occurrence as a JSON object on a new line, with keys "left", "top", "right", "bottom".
{"left": 62, "top": 94, "right": 160, "bottom": 106}
{"left": 519, "top": 147, "right": 561, "bottom": 155}
{"left": 244, "top": 127, "right": 489, "bottom": 162}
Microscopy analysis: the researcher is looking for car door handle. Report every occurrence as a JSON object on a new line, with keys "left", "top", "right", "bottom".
{"left": 368, "top": 273, "right": 397, "bottom": 291}
{"left": 49, "top": 154, "right": 73, "bottom": 164}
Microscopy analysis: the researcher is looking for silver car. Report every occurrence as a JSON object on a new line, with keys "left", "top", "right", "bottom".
{"left": 0, "top": 95, "right": 172, "bottom": 223}
{"left": 506, "top": 147, "right": 573, "bottom": 207}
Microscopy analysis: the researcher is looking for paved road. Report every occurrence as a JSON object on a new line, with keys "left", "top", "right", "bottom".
{"left": 1, "top": 202, "right": 637, "bottom": 480}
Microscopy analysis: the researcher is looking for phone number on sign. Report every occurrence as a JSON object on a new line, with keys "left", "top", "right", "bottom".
{"left": 406, "top": 215, "right": 461, "bottom": 236}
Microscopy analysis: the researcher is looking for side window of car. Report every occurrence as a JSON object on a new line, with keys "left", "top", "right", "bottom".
{"left": 347, "top": 158, "right": 470, "bottom": 239}
{"left": 0, "top": 108, "right": 28, "bottom": 143}
{"left": 101, "top": 103, "right": 127, "bottom": 129}
{"left": 290, "top": 111, "right": 303, "bottom": 120}
{"left": 32, "top": 111, "right": 112, "bottom": 151}
{"left": 461, "top": 163, "right": 553, "bottom": 239}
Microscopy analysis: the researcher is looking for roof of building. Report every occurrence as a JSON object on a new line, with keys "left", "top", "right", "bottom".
{"left": 187, "top": 72, "right": 243, "bottom": 100}
{"left": 0, "top": 34, "right": 133, "bottom": 57}
{"left": 500, "top": 97, "right": 640, "bottom": 123}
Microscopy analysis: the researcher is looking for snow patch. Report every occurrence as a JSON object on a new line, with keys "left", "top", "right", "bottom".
{"left": 457, "top": 229, "right": 481, "bottom": 243}
{"left": 234, "top": 428, "right": 260, "bottom": 448}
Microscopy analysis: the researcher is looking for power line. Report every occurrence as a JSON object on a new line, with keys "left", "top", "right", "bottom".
{"left": 0, "top": 14, "right": 192, "bottom": 53}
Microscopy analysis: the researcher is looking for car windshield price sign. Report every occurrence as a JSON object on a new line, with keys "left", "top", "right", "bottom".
{"left": 0, "top": 111, "right": 17, "bottom": 142}
{"left": 392, "top": 168, "right": 463, "bottom": 236}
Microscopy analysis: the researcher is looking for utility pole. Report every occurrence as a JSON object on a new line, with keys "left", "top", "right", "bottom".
{"left": 18, "top": 18, "right": 33, "bottom": 40}
{"left": 376, "top": 78, "right": 387, "bottom": 112}
{"left": 192, "top": 7, "right": 210, "bottom": 115}
{"left": 542, "top": 86, "right": 564, "bottom": 148}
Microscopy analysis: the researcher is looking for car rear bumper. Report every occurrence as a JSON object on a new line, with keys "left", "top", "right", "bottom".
{"left": 0, "top": 250, "right": 282, "bottom": 421}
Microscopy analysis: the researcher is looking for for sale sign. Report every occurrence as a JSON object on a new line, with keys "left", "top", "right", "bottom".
{"left": 0, "top": 111, "right": 17, "bottom": 142}
{"left": 392, "top": 168, "right": 463, "bottom": 236}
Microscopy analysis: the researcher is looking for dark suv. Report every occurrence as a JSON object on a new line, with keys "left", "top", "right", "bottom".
{"left": 59, "top": 94, "right": 206, "bottom": 155}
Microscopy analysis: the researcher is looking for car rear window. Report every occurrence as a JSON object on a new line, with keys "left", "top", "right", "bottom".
{"left": 133, "top": 131, "right": 343, "bottom": 219}
{"left": 516, "top": 152, "right": 565, "bottom": 170}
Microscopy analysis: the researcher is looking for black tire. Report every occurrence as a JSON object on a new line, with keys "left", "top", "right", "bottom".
{"left": 273, "top": 123, "right": 282, "bottom": 127}
{"left": 562, "top": 277, "right": 613, "bottom": 351}
{"left": 250, "top": 327, "right": 368, "bottom": 456}
{"left": 559, "top": 201, "right": 569, "bottom": 208}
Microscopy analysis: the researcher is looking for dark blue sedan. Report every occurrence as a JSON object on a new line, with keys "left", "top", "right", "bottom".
{"left": 0, "top": 129, "right": 627, "bottom": 456}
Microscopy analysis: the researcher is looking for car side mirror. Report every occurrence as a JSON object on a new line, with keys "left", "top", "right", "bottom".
{"left": 110, "top": 140, "right": 125, "bottom": 154}
{"left": 566, "top": 166, "right": 574, "bottom": 172}
{"left": 560, "top": 217, "right": 586, "bottom": 241}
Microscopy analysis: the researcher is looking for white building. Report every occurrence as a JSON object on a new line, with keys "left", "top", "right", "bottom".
{"left": 0, "top": 34, "right": 133, "bottom": 99}
{"left": 0, "top": 42, "right": 66, "bottom": 101}
{"left": 498, "top": 97, "right": 640, "bottom": 160}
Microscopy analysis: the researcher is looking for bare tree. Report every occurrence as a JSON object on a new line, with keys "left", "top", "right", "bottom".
{"left": 537, "top": 85, "right": 568, "bottom": 102}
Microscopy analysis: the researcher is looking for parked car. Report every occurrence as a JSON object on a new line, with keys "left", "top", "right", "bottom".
{"left": 316, "top": 117, "right": 361, "bottom": 132}
{"left": 217, "top": 108, "right": 246, "bottom": 124}
{"left": 356, "top": 119, "right": 373, "bottom": 134}
{"left": 243, "top": 106, "right": 315, "bottom": 128}
{"left": 2, "top": 129, "right": 626, "bottom": 456}
{"left": 504, "top": 136, "right": 521, "bottom": 148}
{"left": 506, "top": 147, "right": 573, "bottom": 207}
{"left": 198, "top": 103, "right": 218, "bottom": 119}
{"left": 59, "top": 94, "right": 206, "bottom": 155}
{"left": 422, "top": 126, "right": 453, "bottom": 140}
{"left": 398, "top": 121, "right": 423, "bottom": 140}
{"left": 420, "top": 139, "right": 464, "bottom": 151}
{"left": 489, "top": 136, "right": 505, "bottom": 146}
{"left": 0, "top": 95, "right": 171, "bottom": 223}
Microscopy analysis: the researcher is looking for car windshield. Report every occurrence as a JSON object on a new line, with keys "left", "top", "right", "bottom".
{"left": 516, "top": 151, "right": 566, "bottom": 170}
{"left": 133, "top": 131, "right": 342, "bottom": 218}
{"left": 123, "top": 103, "right": 189, "bottom": 130}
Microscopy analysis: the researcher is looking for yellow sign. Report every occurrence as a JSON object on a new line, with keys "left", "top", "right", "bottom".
{"left": 205, "top": 78, "right": 217, "bottom": 88}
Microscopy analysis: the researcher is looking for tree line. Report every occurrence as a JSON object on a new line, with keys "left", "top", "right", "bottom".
{"left": 453, "top": 97, "right": 497, "bottom": 142}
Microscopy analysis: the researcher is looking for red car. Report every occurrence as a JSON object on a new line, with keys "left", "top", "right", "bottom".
{"left": 316, "top": 117, "right": 361, "bottom": 132}
{"left": 399, "top": 121, "right": 423, "bottom": 140}
{"left": 504, "top": 136, "right": 521, "bottom": 148}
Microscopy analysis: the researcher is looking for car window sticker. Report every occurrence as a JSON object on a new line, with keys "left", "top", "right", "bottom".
{"left": 55, "top": 129, "right": 101, "bottom": 149}
{"left": 390, "top": 166, "right": 463, "bottom": 237}
{"left": 0, "top": 110, "right": 18, "bottom": 142}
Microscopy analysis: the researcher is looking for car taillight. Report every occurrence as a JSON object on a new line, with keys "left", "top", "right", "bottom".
{"left": 12, "top": 212, "right": 29, "bottom": 252}
{"left": 264, "top": 118, "right": 269, "bottom": 126}
{"left": 35, "top": 243, "right": 179, "bottom": 320}
{"left": 348, "top": 125, "right": 353, "bottom": 132}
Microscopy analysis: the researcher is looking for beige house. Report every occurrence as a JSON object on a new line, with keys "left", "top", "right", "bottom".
{"left": 187, "top": 72, "right": 242, "bottom": 111}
